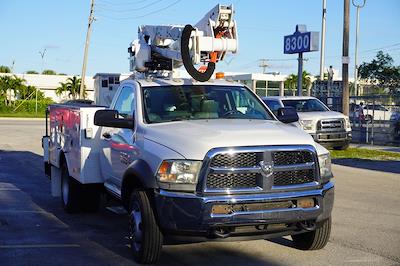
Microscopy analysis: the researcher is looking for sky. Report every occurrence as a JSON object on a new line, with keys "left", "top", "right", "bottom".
{"left": 0, "top": 0, "right": 399, "bottom": 77}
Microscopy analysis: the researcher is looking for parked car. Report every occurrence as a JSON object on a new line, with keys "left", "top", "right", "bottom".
{"left": 263, "top": 96, "right": 352, "bottom": 150}
{"left": 364, "top": 104, "right": 393, "bottom": 121}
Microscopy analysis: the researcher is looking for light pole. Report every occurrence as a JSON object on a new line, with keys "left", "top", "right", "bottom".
{"left": 319, "top": 0, "right": 327, "bottom": 80}
{"left": 352, "top": 0, "right": 366, "bottom": 96}
{"left": 38, "top": 48, "right": 47, "bottom": 114}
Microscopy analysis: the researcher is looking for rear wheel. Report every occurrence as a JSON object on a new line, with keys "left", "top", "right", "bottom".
{"left": 128, "top": 190, "right": 163, "bottom": 264}
{"left": 82, "top": 185, "right": 101, "bottom": 212}
{"left": 61, "top": 163, "right": 101, "bottom": 213}
{"left": 292, "top": 217, "right": 331, "bottom": 250}
{"left": 61, "top": 164, "right": 82, "bottom": 213}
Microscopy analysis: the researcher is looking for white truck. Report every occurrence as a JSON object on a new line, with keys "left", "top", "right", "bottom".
{"left": 263, "top": 96, "right": 352, "bottom": 150}
{"left": 42, "top": 5, "right": 334, "bottom": 264}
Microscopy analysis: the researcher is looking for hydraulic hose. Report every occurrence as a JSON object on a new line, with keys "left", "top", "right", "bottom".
{"left": 181, "top": 24, "right": 215, "bottom": 82}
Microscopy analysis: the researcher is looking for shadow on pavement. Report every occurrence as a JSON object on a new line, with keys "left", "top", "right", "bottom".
{"left": 333, "top": 158, "right": 400, "bottom": 174}
{"left": 0, "top": 150, "right": 285, "bottom": 266}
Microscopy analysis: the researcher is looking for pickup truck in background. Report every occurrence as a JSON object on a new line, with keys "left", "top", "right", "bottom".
{"left": 263, "top": 96, "right": 351, "bottom": 150}
{"left": 43, "top": 78, "right": 335, "bottom": 264}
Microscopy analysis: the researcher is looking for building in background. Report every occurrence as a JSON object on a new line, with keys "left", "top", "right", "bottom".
{"left": 225, "top": 73, "right": 289, "bottom": 96}
{"left": 0, "top": 73, "right": 95, "bottom": 102}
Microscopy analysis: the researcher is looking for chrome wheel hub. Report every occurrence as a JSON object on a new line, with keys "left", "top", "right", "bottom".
{"left": 62, "top": 173, "right": 69, "bottom": 205}
{"left": 129, "top": 201, "right": 143, "bottom": 251}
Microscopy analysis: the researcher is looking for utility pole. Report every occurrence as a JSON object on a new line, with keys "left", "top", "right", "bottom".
{"left": 38, "top": 48, "right": 47, "bottom": 114}
{"left": 352, "top": 0, "right": 366, "bottom": 96}
{"left": 80, "top": 0, "right": 95, "bottom": 99}
{"left": 297, "top": 53, "right": 303, "bottom": 96}
{"left": 342, "top": 0, "right": 350, "bottom": 116}
{"left": 319, "top": 0, "right": 327, "bottom": 80}
{"left": 258, "top": 59, "right": 269, "bottom": 74}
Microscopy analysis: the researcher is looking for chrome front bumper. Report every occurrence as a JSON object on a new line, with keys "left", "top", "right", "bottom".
{"left": 312, "top": 131, "right": 352, "bottom": 142}
{"left": 154, "top": 181, "right": 334, "bottom": 237}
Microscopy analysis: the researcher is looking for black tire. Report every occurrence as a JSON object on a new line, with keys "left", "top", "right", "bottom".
{"left": 61, "top": 163, "right": 82, "bottom": 213}
{"left": 292, "top": 217, "right": 331, "bottom": 250}
{"left": 128, "top": 190, "right": 163, "bottom": 264}
{"left": 333, "top": 143, "right": 349, "bottom": 150}
{"left": 81, "top": 185, "right": 101, "bottom": 212}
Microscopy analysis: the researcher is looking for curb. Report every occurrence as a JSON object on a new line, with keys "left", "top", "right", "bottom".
{"left": 0, "top": 117, "right": 45, "bottom": 121}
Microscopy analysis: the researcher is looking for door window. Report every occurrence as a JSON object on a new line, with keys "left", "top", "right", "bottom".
{"left": 114, "top": 86, "right": 135, "bottom": 119}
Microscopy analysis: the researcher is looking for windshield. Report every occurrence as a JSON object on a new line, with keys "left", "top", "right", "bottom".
{"left": 142, "top": 85, "right": 274, "bottom": 123}
{"left": 282, "top": 99, "right": 329, "bottom": 112}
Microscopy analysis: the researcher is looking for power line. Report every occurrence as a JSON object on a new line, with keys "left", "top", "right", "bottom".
{"left": 305, "top": 42, "right": 400, "bottom": 61}
{"left": 360, "top": 42, "right": 400, "bottom": 53}
{"left": 97, "top": 0, "right": 181, "bottom": 21}
{"left": 96, "top": 0, "right": 165, "bottom": 13}
{"left": 97, "top": 0, "right": 148, "bottom": 6}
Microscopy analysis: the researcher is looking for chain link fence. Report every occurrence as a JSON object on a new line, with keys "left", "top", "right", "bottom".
{"left": 312, "top": 81, "right": 400, "bottom": 146}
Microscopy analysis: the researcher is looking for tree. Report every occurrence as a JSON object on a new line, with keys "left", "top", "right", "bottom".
{"left": 18, "top": 85, "right": 44, "bottom": 100}
{"left": 358, "top": 51, "right": 400, "bottom": 97}
{"left": 0, "top": 75, "right": 26, "bottom": 105}
{"left": 56, "top": 76, "right": 86, "bottom": 100}
{"left": 0, "top": 65, "right": 11, "bottom": 73}
{"left": 284, "top": 71, "right": 312, "bottom": 95}
{"left": 42, "top": 69, "right": 57, "bottom": 75}
{"left": 26, "top": 70, "right": 39, "bottom": 74}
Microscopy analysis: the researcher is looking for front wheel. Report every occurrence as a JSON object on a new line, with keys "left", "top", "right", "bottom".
{"left": 291, "top": 217, "right": 331, "bottom": 250}
{"left": 129, "top": 190, "right": 163, "bottom": 264}
{"left": 333, "top": 143, "right": 349, "bottom": 150}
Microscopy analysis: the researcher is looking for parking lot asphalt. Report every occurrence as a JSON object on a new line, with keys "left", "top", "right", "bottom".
{"left": 0, "top": 119, "right": 399, "bottom": 266}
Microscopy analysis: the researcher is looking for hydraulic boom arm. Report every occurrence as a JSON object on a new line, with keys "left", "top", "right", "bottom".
{"left": 128, "top": 4, "right": 238, "bottom": 82}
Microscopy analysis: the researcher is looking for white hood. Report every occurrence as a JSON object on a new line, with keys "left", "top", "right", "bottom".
{"left": 143, "top": 119, "right": 316, "bottom": 160}
{"left": 298, "top": 111, "right": 346, "bottom": 121}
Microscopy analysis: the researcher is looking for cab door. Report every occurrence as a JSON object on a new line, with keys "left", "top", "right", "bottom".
{"left": 100, "top": 85, "right": 137, "bottom": 193}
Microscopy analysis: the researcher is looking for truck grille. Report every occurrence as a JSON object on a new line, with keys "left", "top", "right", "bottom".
{"left": 273, "top": 151, "right": 313, "bottom": 165}
{"left": 206, "top": 173, "right": 259, "bottom": 189}
{"left": 273, "top": 169, "right": 315, "bottom": 186}
{"left": 204, "top": 146, "right": 318, "bottom": 193}
{"left": 317, "top": 119, "right": 345, "bottom": 131}
{"left": 210, "top": 152, "right": 258, "bottom": 168}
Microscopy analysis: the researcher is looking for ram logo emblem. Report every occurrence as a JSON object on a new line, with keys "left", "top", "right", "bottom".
{"left": 259, "top": 161, "right": 274, "bottom": 177}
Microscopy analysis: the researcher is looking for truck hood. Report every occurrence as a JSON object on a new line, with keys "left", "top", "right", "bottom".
{"left": 298, "top": 111, "right": 346, "bottom": 121}
{"left": 143, "top": 119, "right": 316, "bottom": 160}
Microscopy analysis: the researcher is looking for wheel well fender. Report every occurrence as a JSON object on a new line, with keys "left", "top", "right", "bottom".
{"left": 121, "top": 159, "right": 158, "bottom": 209}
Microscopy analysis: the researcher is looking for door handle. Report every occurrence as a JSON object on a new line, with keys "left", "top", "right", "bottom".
{"left": 102, "top": 132, "right": 111, "bottom": 139}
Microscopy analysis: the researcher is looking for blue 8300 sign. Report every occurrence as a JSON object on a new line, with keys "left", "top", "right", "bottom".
{"left": 284, "top": 31, "right": 319, "bottom": 54}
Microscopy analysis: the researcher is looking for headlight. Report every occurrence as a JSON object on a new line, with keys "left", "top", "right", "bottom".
{"left": 318, "top": 153, "right": 333, "bottom": 183}
{"left": 157, "top": 160, "right": 202, "bottom": 184}
{"left": 299, "top": 120, "right": 313, "bottom": 130}
{"left": 344, "top": 117, "right": 351, "bottom": 130}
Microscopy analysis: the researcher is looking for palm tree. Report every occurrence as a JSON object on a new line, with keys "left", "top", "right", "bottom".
{"left": 56, "top": 76, "right": 86, "bottom": 100}
{"left": 56, "top": 82, "right": 68, "bottom": 98}
{"left": 18, "top": 85, "right": 42, "bottom": 100}
{"left": 284, "top": 71, "right": 312, "bottom": 96}
{"left": 0, "top": 75, "right": 26, "bottom": 105}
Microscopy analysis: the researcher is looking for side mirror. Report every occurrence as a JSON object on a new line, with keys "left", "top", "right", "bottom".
{"left": 276, "top": 107, "right": 299, "bottom": 123}
{"left": 94, "top": 110, "right": 134, "bottom": 129}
